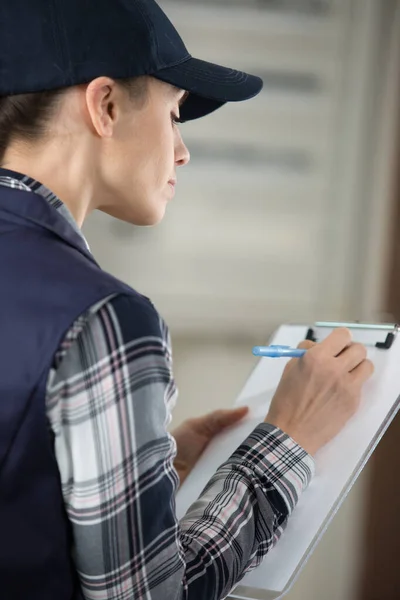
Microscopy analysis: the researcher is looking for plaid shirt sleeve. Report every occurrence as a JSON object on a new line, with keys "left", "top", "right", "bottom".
{"left": 46, "top": 293, "right": 315, "bottom": 600}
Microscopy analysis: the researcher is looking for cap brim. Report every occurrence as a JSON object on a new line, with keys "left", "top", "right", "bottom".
{"left": 154, "top": 56, "right": 263, "bottom": 121}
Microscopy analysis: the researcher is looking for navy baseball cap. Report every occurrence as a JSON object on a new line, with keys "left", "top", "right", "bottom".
{"left": 0, "top": 0, "right": 263, "bottom": 122}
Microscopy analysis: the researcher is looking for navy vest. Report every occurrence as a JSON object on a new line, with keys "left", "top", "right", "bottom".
{"left": 0, "top": 186, "right": 142, "bottom": 599}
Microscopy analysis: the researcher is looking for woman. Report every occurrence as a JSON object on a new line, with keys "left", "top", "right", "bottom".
{"left": 0, "top": 0, "right": 373, "bottom": 599}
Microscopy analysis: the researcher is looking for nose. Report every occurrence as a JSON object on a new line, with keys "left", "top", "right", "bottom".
{"left": 175, "top": 128, "right": 190, "bottom": 167}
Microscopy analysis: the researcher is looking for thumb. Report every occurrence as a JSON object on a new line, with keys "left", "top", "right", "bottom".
{"left": 198, "top": 406, "right": 249, "bottom": 437}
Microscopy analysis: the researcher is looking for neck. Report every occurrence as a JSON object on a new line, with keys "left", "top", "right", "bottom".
{"left": 2, "top": 141, "right": 96, "bottom": 228}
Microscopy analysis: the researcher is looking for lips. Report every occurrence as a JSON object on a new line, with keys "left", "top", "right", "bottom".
{"left": 168, "top": 179, "right": 176, "bottom": 197}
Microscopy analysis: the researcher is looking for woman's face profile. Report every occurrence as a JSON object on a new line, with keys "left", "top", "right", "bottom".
{"left": 96, "top": 77, "right": 190, "bottom": 226}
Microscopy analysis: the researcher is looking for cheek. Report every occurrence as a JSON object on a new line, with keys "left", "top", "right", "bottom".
{"left": 119, "top": 117, "right": 175, "bottom": 196}
{"left": 150, "top": 125, "right": 176, "bottom": 186}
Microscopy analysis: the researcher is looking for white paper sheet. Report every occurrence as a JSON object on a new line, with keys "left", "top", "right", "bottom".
{"left": 176, "top": 324, "right": 400, "bottom": 599}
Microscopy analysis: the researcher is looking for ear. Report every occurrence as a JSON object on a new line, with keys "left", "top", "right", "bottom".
{"left": 85, "top": 77, "right": 119, "bottom": 138}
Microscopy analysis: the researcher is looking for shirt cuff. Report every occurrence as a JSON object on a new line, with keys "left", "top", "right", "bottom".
{"left": 228, "top": 422, "right": 315, "bottom": 514}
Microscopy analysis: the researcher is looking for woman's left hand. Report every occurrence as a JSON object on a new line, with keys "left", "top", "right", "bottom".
{"left": 171, "top": 406, "right": 249, "bottom": 486}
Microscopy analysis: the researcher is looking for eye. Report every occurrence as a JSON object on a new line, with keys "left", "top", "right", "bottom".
{"left": 171, "top": 112, "right": 180, "bottom": 125}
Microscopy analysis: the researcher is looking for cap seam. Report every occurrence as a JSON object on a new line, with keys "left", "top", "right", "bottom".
{"left": 153, "top": 53, "right": 193, "bottom": 73}
{"left": 55, "top": 0, "right": 75, "bottom": 85}
{"left": 48, "top": 0, "right": 69, "bottom": 84}
{"left": 135, "top": 0, "right": 161, "bottom": 70}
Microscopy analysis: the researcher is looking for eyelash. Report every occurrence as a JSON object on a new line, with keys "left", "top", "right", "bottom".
{"left": 171, "top": 113, "right": 180, "bottom": 125}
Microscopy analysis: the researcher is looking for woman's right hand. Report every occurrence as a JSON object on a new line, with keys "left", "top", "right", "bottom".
{"left": 265, "top": 328, "right": 374, "bottom": 456}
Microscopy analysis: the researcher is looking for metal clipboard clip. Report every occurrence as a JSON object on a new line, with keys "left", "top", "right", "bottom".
{"left": 305, "top": 321, "right": 399, "bottom": 350}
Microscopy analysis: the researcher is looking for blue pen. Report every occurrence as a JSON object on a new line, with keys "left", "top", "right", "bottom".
{"left": 252, "top": 345, "right": 306, "bottom": 358}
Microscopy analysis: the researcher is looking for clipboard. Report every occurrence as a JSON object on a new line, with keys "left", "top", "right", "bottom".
{"left": 175, "top": 322, "right": 400, "bottom": 600}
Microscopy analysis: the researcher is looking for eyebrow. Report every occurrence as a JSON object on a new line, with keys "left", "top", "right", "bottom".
{"left": 169, "top": 86, "right": 188, "bottom": 105}
{"left": 179, "top": 91, "right": 189, "bottom": 106}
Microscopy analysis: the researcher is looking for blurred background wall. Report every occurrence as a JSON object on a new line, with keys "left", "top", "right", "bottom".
{"left": 83, "top": 1, "right": 400, "bottom": 598}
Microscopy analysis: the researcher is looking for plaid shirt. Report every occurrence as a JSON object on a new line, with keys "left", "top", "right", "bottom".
{"left": 0, "top": 171, "right": 315, "bottom": 600}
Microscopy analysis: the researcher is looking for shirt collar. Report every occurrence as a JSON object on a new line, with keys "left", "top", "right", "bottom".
{"left": 0, "top": 168, "right": 90, "bottom": 251}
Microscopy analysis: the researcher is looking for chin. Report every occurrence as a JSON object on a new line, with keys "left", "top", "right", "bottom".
{"left": 136, "top": 211, "right": 166, "bottom": 227}
{"left": 132, "top": 201, "right": 168, "bottom": 226}
{"left": 99, "top": 202, "right": 167, "bottom": 227}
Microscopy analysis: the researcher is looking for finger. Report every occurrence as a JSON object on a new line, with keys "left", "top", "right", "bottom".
{"left": 336, "top": 342, "right": 367, "bottom": 372}
{"left": 319, "top": 327, "right": 352, "bottom": 356}
{"left": 349, "top": 358, "right": 375, "bottom": 385}
{"left": 199, "top": 407, "right": 249, "bottom": 436}
{"left": 282, "top": 340, "right": 315, "bottom": 372}
{"left": 297, "top": 340, "right": 316, "bottom": 350}
{"left": 215, "top": 407, "right": 249, "bottom": 428}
